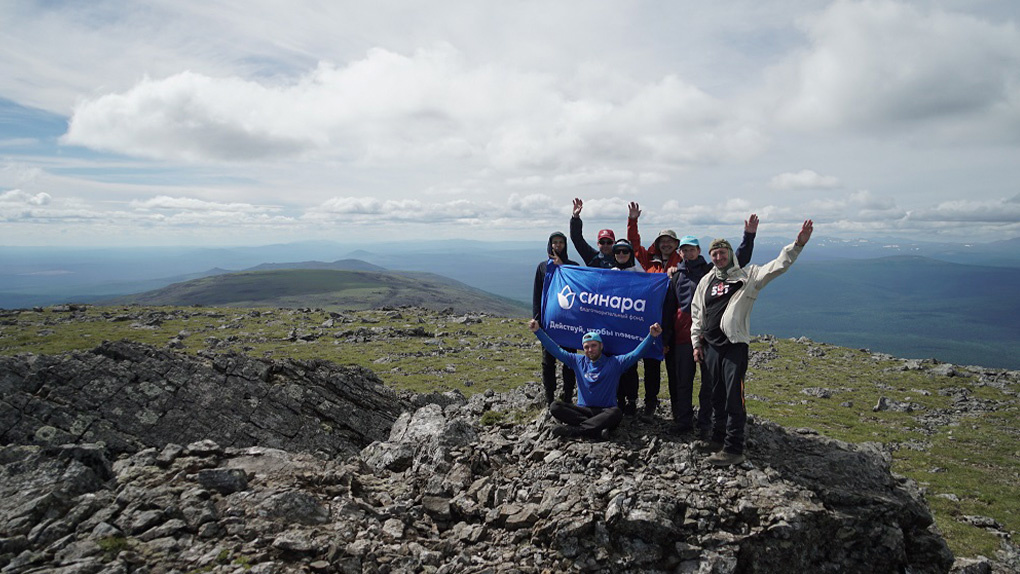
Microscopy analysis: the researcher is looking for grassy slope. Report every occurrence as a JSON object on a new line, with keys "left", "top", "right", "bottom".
{"left": 111, "top": 269, "right": 530, "bottom": 317}
{"left": 0, "top": 305, "right": 1015, "bottom": 560}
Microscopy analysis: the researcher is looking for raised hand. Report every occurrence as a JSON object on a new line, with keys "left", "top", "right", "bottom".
{"left": 745, "top": 214, "right": 759, "bottom": 234}
{"left": 649, "top": 323, "right": 662, "bottom": 337}
{"left": 529, "top": 319, "right": 540, "bottom": 332}
{"left": 796, "top": 219, "right": 814, "bottom": 246}
{"left": 572, "top": 198, "right": 583, "bottom": 217}
{"left": 628, "top": 202, "right": 641, "bottom": 220}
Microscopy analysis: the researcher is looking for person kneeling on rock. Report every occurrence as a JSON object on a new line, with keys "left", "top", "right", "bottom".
{"left": 529, "top": 319, "right": 662, "bottom": 440}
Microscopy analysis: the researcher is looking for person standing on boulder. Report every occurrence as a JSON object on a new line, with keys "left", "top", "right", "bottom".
{"left": 533, "top": 232, "right": 580, "bottom": 405}
{"left": 663, "top": 217, "right": 757, "bottom": 436}
{"left": 569, "top": 198, "right": 616, "bottom": 269}
{"left": 529, "top": 319, "right": 663, "bottom": 439}
{"left": 608, "top": 238, "right": 644, "bottom": 416}
{"left": 690, "top": 220, "right": 814, "bottom": 466}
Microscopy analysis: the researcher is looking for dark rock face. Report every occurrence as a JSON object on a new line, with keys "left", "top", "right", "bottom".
{"left": 0, "top": 340, "right": 403, "bottom": 458}
{"left": 0, "top": 342, "right": 968, "bottom": 573}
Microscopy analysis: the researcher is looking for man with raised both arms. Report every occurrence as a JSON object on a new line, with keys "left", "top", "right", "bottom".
{"left": 690, "top": 220, "right": 814, "bottom": 466}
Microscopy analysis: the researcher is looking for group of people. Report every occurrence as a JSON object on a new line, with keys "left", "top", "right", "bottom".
{"left": 531, "top": 198, "right": 814, "bottom": 466}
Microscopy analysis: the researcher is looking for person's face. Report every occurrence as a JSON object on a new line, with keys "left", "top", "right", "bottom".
{"left": 710, "top": 248, "right": 730, "bottom": 269}
{"left": 598, "top": 237, "right": 614, "bottom": 255}
{"left": 614, "top": 249, "right": 632, "bottom": 263}
{"left": 657, "top": 237, "right": 679, "bottom": 257}
{"left": 582, "top": 340, "right": 603, "bottom": 360}
{"left": 550, "top": 237, "right": 566, "bottom": 253}
{"left": 680, "top": 245, "right": 700, "bottom": 261}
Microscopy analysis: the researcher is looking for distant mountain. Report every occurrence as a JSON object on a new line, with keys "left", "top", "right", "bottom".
{"left": 112, "top": 269, "right": 529, "bottom": 316}
{"left": 245, "top": 259, "right": 387, "bottom": 272}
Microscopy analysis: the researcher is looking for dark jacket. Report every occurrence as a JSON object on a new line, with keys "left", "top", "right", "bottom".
{"left": 570, "top": 216, "right": 615, "bottom": 269}
{"left": 663, "top": 232, "right": 755, "bottom": 345}
{"left": 533, "top": 232, "right": 578, "bottom": 320}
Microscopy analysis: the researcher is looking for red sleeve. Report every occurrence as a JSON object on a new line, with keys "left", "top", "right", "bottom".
{"left": 628, "top": 218, "right": 652, "bottom": 269}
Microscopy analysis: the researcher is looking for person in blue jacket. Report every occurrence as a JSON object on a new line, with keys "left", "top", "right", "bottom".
{"left": 529, "top": 319, "right": 663, "bottom": 439}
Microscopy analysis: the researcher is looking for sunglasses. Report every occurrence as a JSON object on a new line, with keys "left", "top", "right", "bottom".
{"left": 598, "top": 239, "right": 613, "bottom": 245}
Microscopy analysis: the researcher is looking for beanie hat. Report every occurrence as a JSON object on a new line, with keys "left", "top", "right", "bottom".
{"left": 709, "top": 238, "right": 732, "bottom": 252}
{"left": 611, "top": 239, "right": 634, "bottom": 253}
{"left": 597, "top": 229, "right": 616, "bottom": 242}
{"left": 582, "top": 332, "right": 603, "bottom": 344}
{"left": 679, "top": 235, "right": 699, "bottom": 248}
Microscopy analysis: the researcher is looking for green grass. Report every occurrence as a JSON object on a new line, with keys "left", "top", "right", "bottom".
{"left": 1, "top": 305, "right": 1016, "bottom": 560}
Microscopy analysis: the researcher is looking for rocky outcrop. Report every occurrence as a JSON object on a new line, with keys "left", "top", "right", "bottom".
{"left": 0, "top": 341, "right": 998, "bottom": 573}
{"left": 0, "top": 340, "right": 403, "bottom": 458}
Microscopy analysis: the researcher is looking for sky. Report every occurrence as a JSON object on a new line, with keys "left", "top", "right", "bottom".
{"left": 1, "top": 0, "right": 1019, "bottom": 247}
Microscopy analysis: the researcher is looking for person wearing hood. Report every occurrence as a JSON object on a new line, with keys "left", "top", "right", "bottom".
{"left": 690, "top": 220, "right": 814, "bottom": 466}
{"left": 662, "top": 217, "right": 757, "bottom": 436}
{"left": 533, "top": 231, "right": 580, "bottom": 405}
{"left": 530, "top": 320, "right": 663, "bottom": 440}
{"left": 608, "top": 238, "right": 644, "bottom": 414}
{"left": 569, "top": 198, "right": 617, "bottom": 269}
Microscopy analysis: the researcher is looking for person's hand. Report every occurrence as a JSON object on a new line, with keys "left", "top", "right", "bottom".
{"left": 693, "top": 347, "right": 703, "bottom": 362}
{"left": 745, "top": 213, "right": 759, "bottom": 234}
{"left": 663, "top": 345, "right": 670, "bottom": 355}
{"left": 529, "top": 319, "right": 540, "bottom": 332}
{"left": 649, "top": 323, "right": 662, "bottom": 337}
{"left": 796, "top": 219, "right": 814, "bottom": 247}
{"left": 628, "top": 202, "right": 641, "bottom": 220}
{"left": 666, "top": 265, "right": 678, "bottom": 277}
{"left": 572, "top": 198, "right": 583, "bottom": 217}
{"left": 552, "top": 252, "right": 563, "bottom": 265}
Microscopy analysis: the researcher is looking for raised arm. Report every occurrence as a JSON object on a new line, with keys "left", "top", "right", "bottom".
{"left": 627, "top": 202, "right": 652, "bottom": 269}
{"left": 617, "top": 323, "right": 662, "bottom": 370}
{"left": 570, "top": 198, "right": 598, "bottom": 265}
{"left": 530, "top": 319, "right": 578, "bottom": 365}
{"left": 734, "top": 213, "right": 758, "bottom": 267}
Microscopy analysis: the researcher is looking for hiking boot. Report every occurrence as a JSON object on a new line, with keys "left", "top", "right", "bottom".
{"left": 552, "top": 426, "right": 582, "bottom": 438}
{"left": 622, "top": 402, "right": 637, "bottom": 416}
{"left": 643, "top": 401, "right": 657, "bottom": 417}
{"left": 706, "top": 451, "right": 746, "bottom": 466}
{"left": 598, "top": 428, "right": 611, "bottom": 441}
{"left": 694, "top": 439, "right": 724, "bottom": 453}
{"left": 671, "top": 423, "right": 694, "bottom": 436}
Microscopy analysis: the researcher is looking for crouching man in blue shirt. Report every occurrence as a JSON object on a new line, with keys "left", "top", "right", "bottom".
{"left": 529, "top": 319, "right": 663, "bottom": 440}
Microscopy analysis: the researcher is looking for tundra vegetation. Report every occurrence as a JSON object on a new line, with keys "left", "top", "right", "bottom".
{"left": 0, "top": 304, "right": 1015, "bottom": 560}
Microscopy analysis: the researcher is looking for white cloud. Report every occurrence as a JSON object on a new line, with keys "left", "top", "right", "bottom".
{"left": 768, "top": 169, "right": 841, "bottom": 190}
{"left": 61, "top": 45, "right": 765, "bottom": 173}
{"left": 130, "top": 195, "right": 279, "bottom": 213}
{"left": 769, "top": 0, "right": 1020, "bottom": 141}
{"left": 0, "top": 190, "right": 52, "bottom": 206}
{"left": 908, "top": 196, "right": 1020, "bottom": 222}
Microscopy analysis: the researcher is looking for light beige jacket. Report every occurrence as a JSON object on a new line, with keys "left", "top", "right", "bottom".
{"left": 691, "top": 242, "right": 803, "bottom": 347}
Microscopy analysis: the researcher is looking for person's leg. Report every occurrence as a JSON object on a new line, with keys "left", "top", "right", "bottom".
{"left": 719, "top": 343, "right": 749, "bottom": 455}
{"left": 619, "top": 364, "right": 639, "bottom": 415}
{"left": 559, "top": 347, "right": 576, "bottom": 403}
{"left": 549, "top": 401, "right": 595, "bottom": 426}
{"left": 577, "top": 406, "right": 624, "bottom": 437}
{"left": 703, "top": 344, "right": 727, "bottom": 445}
{"left": 541, "top": 349, "right": 557, "bottom": 404}
{"left": 664, "top": 345, "right": 678, "bottom": 414}
{"left": 642, "top": 357, "right": 661, "bottom": 414}
{"left": 696, "top": 362, "right": 713, "bottom": 439}
{"left": 672, "top": 343, "right": 695, "bottom": 430}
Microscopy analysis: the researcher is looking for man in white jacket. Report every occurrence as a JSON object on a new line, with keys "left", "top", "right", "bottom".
{"left": 691, "top": 220, "right": 813, "bottom": 466}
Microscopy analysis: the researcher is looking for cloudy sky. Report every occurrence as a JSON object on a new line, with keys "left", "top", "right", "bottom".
{"left": 1, "top": 0, "right": 1019, "bottom": 246}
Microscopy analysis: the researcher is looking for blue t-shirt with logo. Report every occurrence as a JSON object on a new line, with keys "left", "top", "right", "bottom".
{"left": 535, "top": 329, "right": 655, "bottom": 408}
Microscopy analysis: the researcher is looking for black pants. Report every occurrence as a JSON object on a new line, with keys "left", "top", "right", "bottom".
{"left": 670, "top": 343, "right": 714, "bottom": 433}
{"left": 542, "top": 348, "right": 576, "bottom": 404}
{"left": 616, "top": 364, "right": 638, "bottom": 413}
{"left": 702, "top": 342, "right": 749, "bottom": 454}
{"left": 550, "top": 401, "right": 623, "bottom": 437}
{"left": 642, "top": 357, "right": 661, "bottom": 405}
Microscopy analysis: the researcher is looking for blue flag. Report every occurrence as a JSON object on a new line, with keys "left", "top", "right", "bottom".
{"left": 541, "top": 264, "right": 669, "bottom": 359}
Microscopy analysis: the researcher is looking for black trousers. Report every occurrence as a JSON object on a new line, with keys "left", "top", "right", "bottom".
{"left": 669, "top": 343, "right": 713, "bottom": 433}
{"left": 616, "top": 364, "right": 638, "bottom": 412}
{"left": 642, "top": 357, "right": 661, "bottom": 404}
{"left": 702, "top": 342, "right": 749, "bottom": 454}
{"left": 542, "top": 348, "right": 576, "bottom": 404}
{"left": 550, "top": 401, "right": 623, "bottom": 437}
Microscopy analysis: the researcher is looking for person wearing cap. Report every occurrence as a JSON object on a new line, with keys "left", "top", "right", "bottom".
{"left": 662, "top": 217, "right": 757, "bottom": 436}
{"left": 529, "top": 319, "right": 663, "bottom": 439}
{"left": 690, "top": 219, "right": 814, "bottom": 466}
{"left": 569, "top": 198, "right": 617, "bottom": 269}
{"left": 533, "top": 232, "right": 580, "bottom": 405}
{"left": 608, "top": 238, "right": 644, "bottom": 415}
{"left": 624, "top": 202, "right": 687, "bottom": 418}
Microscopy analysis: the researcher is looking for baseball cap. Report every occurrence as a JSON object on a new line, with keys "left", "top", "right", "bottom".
{"left": 582, "top": 332, "right": 603, "bottom": 344}
{"left": 679, "top": 235, "right": 700, "bottom": 248}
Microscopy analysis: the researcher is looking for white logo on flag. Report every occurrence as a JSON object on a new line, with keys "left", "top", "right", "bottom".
{"left": 557, "top": 285, "right": 576, "bottom": 309}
